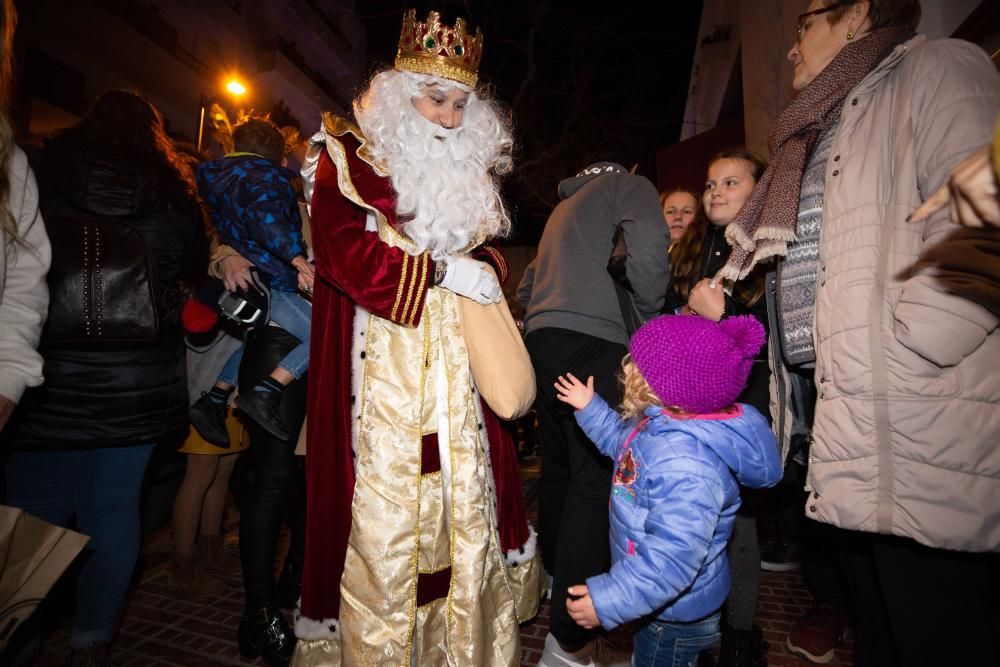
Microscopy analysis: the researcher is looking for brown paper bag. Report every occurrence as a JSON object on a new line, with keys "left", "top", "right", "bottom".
{"left": 0, "top": 506, "right": 89, "bottom": 651}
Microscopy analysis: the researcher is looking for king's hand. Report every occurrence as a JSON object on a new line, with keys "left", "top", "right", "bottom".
{"left": 438, "top": 256, "right": 502, "bottom": 305}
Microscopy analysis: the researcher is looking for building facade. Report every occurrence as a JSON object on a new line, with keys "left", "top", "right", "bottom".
{"left": 14, "top": 0, "right": 365, "bottom": 149}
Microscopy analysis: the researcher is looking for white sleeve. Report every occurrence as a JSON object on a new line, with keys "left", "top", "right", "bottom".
{"left": 0, "top": 147, "right": 51, "bottom": 403}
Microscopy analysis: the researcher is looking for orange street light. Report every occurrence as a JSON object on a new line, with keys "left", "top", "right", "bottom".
{"left": 198, "top": 79, "right": 249, "bottom": 152}
{"left": 226, "top": 80, "right": 247, "bottom": 96}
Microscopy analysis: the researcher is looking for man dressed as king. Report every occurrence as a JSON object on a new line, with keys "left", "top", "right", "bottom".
{"left": 292, "top": 9, "right": 543, "bottom": 666}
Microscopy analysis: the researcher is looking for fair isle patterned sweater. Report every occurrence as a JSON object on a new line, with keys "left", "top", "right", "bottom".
{"left": 777, "top": 123, "right": 838, "bottom": 366}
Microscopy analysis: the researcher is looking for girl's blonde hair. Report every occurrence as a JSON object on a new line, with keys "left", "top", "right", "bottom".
{"left": 619, "top": 355, "right": 663, "bottom": 419}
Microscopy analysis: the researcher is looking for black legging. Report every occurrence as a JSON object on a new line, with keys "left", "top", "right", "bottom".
{"left": 526, "top": 327, "right": 626, "bottom": 651}
{"left": 238, "top": 327, "right": 307, "bottom": 609}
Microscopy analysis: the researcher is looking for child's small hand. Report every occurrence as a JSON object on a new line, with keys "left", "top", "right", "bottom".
{"left": 566, "top": 585, "right": 600, "bottom": 629}
{"left": 555, "top": 373, "right": 595, "bottom": 411}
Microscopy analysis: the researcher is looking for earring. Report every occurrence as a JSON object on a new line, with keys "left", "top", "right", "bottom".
{"left": 847, "top": 30, "right": 854, "bottom": 39}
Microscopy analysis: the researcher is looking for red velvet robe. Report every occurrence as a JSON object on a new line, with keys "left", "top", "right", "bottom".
{"left": 299, "top": 121, "right": 530, "bottom": 631}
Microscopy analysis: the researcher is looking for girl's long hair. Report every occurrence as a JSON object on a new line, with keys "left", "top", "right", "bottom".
{"left": 666, "top": 187, "right": 709, "bottom": 302}
{"left": 0, "top": 0, "right": 18, "bottom": 246}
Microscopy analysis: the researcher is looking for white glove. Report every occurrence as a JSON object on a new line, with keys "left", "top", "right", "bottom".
{"left": 439, "top": 257, "right": 502, "bottom": 305}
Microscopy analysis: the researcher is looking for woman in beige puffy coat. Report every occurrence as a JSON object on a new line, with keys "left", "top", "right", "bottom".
{"left": 718, "top": 1, "right": 1000, "bottom": 665}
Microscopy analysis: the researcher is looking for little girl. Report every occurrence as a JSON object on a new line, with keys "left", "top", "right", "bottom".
{"left": 554, "top": 314, "right": 781, "bottom": 667}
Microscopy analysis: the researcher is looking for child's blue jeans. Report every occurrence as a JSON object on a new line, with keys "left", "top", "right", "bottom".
{"left": 218, "top": 290, "right": 312, "bottom": 385}
{"left": 631, "top": 610, "right": 721, "bottom": 667}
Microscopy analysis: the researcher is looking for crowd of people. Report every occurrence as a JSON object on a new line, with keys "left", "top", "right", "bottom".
{"left": 0, "top": 1, "right": 998, "bottom": 666}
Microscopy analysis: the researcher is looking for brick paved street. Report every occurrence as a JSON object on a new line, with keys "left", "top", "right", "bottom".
{"left": 29, "top": 458, "right": 853, "bottom": 666}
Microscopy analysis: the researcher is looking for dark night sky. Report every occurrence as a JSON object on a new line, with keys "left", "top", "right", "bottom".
{"left": 354, "top": 1, "right": 704, "bottom": 243}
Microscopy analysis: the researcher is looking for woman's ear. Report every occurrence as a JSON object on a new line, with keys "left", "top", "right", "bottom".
{"left": 847, "top": 0, "right": 874, "bottom": 36}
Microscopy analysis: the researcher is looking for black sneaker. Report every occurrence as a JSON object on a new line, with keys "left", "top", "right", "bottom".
{"left": 236, "top": 390, "right": 291, "bottom": 441}
{"left": 761, "top": 542, "right": 802, "bottom": 572}
{"left": 190, "top": 392, "right": 231, "bottom": 446}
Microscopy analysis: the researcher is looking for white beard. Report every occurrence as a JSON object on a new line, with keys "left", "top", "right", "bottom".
{"left": 355, "top": 71, "right": 512, "bottom": 261}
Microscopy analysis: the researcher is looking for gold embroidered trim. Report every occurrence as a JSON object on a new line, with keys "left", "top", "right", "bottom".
{"left": 400, "top": 253, "right": 418, "bottom": 327}
{"left": 318, "top": 116, "right": 420, "bottom": 258}
{"left": 392, "top": 253, "right": 410, "bottom": 322}
{"left": 405, "top": 254, "right": 429, "bottom": 326}
{"left": 482, "top": 246, "right": 507, "bottom": 283}
{"left": 418, "top": 563, "right": 450, "bottom": 575}
{"left": 322, "top": 113, "right": 388, "bottom": 177}
{"left": 357, "top": 312, "right": 374, "bottom": 441}
{"left": 405, "top": 308, "right": 433, "bottom": 664}
{"left": 445, "top": 309, "right": 458, "bottom": 632}
{"left": 420, "top": 470, "right": 442, "bottom": 481}
{"left": 416, "top": 595, "right": 447, "bottom": 612}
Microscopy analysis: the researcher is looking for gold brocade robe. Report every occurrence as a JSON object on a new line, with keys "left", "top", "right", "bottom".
{"left": 293, "top": 120, "right": 542, "bottom": 666}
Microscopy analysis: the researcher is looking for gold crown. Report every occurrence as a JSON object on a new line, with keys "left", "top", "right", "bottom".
{"left": 394, "top": 9, "right": 483, "bottom": 87}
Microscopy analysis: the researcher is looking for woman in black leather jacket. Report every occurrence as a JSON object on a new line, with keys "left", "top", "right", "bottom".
{"left": 2, "top": 90, "right": 207, "bottom": 665}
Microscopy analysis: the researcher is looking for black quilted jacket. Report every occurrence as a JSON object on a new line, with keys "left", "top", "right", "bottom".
{"left": 5, "top": 149, "right": 207, "bottom": 449}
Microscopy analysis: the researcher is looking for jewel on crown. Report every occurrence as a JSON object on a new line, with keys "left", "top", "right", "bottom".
{"left": 394, "top": 9, "right": 483, "bottom": 88}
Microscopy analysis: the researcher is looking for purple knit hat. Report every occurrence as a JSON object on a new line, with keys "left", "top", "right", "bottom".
{"left": 629, "top": 314, "right": 766, "bottom": 414}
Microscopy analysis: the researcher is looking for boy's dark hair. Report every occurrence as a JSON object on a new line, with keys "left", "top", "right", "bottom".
{"left": 232, "top": 115, "right": 285, "bottom": 163}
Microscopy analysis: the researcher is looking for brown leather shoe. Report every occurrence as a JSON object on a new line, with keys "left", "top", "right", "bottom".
{"left": 167, "top": 557, "right": 225, "bottom": 597}
{"left": 199, "top": 534, "right": 242, "bottom": 575}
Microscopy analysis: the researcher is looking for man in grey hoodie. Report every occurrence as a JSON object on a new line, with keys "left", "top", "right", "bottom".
{"left": 518, "top": 161, "right": 669, "bottom": 664}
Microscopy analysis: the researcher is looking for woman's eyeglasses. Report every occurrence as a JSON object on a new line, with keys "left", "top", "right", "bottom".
{"left": 796, "top": 0, "right": 856, "bottom": 42}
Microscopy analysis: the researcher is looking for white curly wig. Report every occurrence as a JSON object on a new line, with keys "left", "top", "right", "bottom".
{"left": 354, "top": 70, "right": 513, "bottom": 259}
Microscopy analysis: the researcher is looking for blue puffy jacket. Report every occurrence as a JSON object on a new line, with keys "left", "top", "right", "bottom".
{"left": 197, "top": 154, "right": 305, "bottom": 292}
{"left": 575, "top": 395, "right": 781, "bottom": 629}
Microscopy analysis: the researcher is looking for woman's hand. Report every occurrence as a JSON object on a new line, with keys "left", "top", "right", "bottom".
{"left": 566, "top": 585, "right": 600, "bottom": 629}
{"left": 687, "top": 277, "right": 725, "bottom": 321}
{"left": 909, "top": 146, "right": 999, "bottom": 229}
{"left": 221, "top": 254, "right": 254, "bottom": 292}
{"left": 554, "top": 373, "right": 595, "bottom": 411}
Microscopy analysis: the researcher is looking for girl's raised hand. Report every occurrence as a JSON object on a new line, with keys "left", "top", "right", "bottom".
{"left": 555, "top": 373, "right": 595, "bottom": 411}
{"left": 566, "top": 584, "right": 600, "bottom": 629}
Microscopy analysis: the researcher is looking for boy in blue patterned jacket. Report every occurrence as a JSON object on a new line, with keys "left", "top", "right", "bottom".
{"left": 549, "top": 314, "right": 781, "bottom": 667}
{"left": 190, "top": 116, "right": 313, "bottom": 443}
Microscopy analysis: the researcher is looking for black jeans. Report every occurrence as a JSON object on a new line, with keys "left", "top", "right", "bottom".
{"left": 839, "top": 531, "right": 1000, "bottom": 667}
{"left": 526, "top": 328, "right": 626, "bottom": 651}
{"left": 238, "top": 328, "right": 307, "bottom": 610}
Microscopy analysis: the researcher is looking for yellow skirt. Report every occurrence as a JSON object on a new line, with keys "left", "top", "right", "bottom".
{"left": 177, "top": 411, "right": 248, "bottom": 455}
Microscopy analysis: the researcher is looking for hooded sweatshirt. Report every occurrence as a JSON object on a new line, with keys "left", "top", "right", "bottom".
{"left": 518, "top": 162, "right": 669, "bottom": 346}
{"left": 574, "top": 395, "right": 781, "bottom": 628}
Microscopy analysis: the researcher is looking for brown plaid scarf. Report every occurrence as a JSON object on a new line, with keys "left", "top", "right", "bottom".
{"left": 718, "top": 27, "right": 909, "bottom": 281}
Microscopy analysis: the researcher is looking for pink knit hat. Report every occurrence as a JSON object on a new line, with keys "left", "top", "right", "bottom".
{"left": 629, "top": 314, "right": 766, "bottom": 414}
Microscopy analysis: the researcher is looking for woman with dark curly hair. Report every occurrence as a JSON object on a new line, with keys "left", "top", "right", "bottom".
{"left": 2, "top": 89, "right": 207, "bottom": 665}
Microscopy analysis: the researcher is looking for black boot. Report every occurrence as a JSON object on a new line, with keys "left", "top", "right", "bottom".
{"left": 716, "top": 624, "right": 767, "bottom": 667}
{"left": 189, "top": 392, "right": 231, "bottom": 446}
{"left": 275, "top": 560, "right": 303, "bottom": 610}
{"left": 237, "top": 607, "right": 295, "bottom": 667}
{"left": 236, "top": 390, "right": 290, "bottom": 440}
